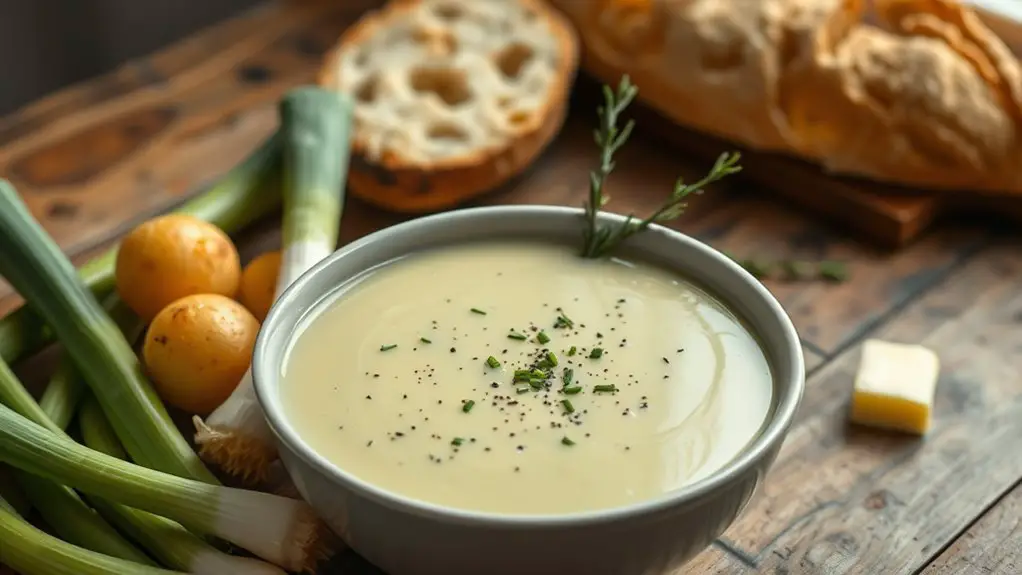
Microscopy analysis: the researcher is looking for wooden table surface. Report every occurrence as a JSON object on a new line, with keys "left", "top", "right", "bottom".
{"left": 1, "top": 2, "right": 1021, "bottom": 574}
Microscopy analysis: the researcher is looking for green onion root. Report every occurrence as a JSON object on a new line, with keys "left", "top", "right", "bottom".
{"left": 195, "top": 87, "right": 353, "bottom": 483}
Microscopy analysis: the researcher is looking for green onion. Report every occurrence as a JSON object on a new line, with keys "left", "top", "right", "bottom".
{"left": 470, "top": 308, "right": 487, "bottom": 315}
{"left": 380, "top": 344, "right": 398, "bottom": 352}
{"left": 536, "top": 331, "right": 550, "bottom": 344}
{"left": 0, "top": 354, "right": 150, "bottom": 564}
{"left": 515, "top": 386, "right": 531, "bottom": 394}
{"left": 528, "top": 379, "right": 546, "bottom": 390}
{"left": 544, "top": 352, "right": 558, "bottom": 367}
{"left": 0, "top": 180, "right": 216, "bottom": 484}
{"left": 819, "top": 261, "right": 849, "bottom": 282}
{"left": 462, "top": 400, "right": 476, "bottom": 413}
{"left": 196, "top": 87, "right": 353, "bottom": 483}
{"left": 0, "top": 135, "right": 281, "bottom": 366}
{"left": 553, "top": 313, "right": 574, "bottom": 329}
{"left": 78, "top": 398, "right": 286, "bottom": 575}
{"left": 0, "top": 402, "right": 328, "bottom": 572}
{"left": 451, "top": 438, "right": 464, "bottom": 447}
{"left": 567, "top": 346, "right": 577, "bottom": 356}
{"left": 589, "top": 348, "right": 604, "bottom": 359}
{"left": 40, "top": 294, "right": 142, "bottom": 431}
{"left": 507, "top": 331, "right": 527, "bottom": 341}
{"left": 562, "top": 386, "right": 582, "bottom": 395}
{"left": 593, "top": 384, "right": 618, "bottom": 393}
{"left": 562, "top": 368, "right": 574, "bottom": 386}
{"left": 561, "top": 437, "right": 576, "bottom": 446}
{"left": 486, "top": 356, "right": 501, "bottom": 368}
{"left": 561, "top": 400, "right": 575, "bottom": 414}
{"left": 0, "top": 500, "right": 180, "bottom": 575}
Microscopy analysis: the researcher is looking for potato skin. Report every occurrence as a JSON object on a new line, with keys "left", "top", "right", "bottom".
{"left": 238, "top": 250, "right": 281, "bottom": 322}
{"left": 143, "top": 294, "right": 259, "bottom": 416}
{"left": 116, "top": 214, "right": 241, "bottom": 321}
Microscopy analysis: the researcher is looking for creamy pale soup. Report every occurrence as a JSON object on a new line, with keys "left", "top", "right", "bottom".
{"left": 282, "top": 242, "right": 773, "bottom": 515}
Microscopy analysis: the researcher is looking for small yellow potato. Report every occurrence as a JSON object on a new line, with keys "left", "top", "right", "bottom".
{"left": 238, "top": 250, "right": 281, "bottom": 322}
{"left": 143, "top": 294, "right": 259, "bottom": 415}
{"left": 116, "top": 214, "right": 242, "bottom": 321}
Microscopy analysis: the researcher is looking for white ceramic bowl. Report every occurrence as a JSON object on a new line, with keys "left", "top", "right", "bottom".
{"left": 253, "top": 205, "right": 804, "bottom": 575}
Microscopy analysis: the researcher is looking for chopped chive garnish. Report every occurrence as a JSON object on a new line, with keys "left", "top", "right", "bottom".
{"left": 513, "top": 370, "right": 531, "bottom": 382}
{"left": 554, "top": 313, "right": 574, "bottom": 329}
{"left": 536, "top": 331, "right": 551, "bottom": 344}
{"left": 528, "top": 379, "right": 545, "bottom": 390}
{"left": 589, "top": 347, "right": 604, "bottom": 359}
{"left": 593, "top": 384, "right": 618, "bottom": 393}
{"left": 420, "top": 337, "right": 432, "bottom": 344}
{"left": 561, "top": 399, "right": 575, "bottom": 414}
{"left": 516, "top": 386, "right": 531, "bottom": 394}
{"left": 567, "top": 346, "right": 577, "bottom": 356}
{"left": 451, "top": 437, "right": 464, "bottom": 446}
{"left": 508, "top": 331, "right": 528, "bottom": 341}
{"left": 462, "top": 400, "right": 475, "bottom": 413}
{"left": 819, "top": 261, "right": 849, "bottom": 282}
{"left": 470, "top": 308, "right": 487, "bottom": 315}
{"left": 561, "top": 436, "right": 576, "bottom": 446}
{"left": 562, "top": 368, "right": 574, "bottom": 386}
{"left": 486, "top": 356, "right": 501, "bottom": 368}
{"left": 380, "top": 344, "right": 398, "bottom": 352}
{"left": 545, "top": 352, "right": 558, "bottom": 367}
{"left": 562, "top": 386, "right": 582, "bottom": 395}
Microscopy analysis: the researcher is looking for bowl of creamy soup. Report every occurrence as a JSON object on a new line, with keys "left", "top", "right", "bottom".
{"left": 253, "top": 205, "right": 804, "bottom": 575}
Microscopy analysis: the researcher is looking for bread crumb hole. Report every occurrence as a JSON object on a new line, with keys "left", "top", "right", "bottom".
{"left": 409, "top": 66, "right": 472, "bottom": 106}
{"left": 508, "top": 110, "right": 531, "bottom": 127}
{"left": 495, "top": 43, "right": 534, "bottom": 80}
{"left": 428, "top": 124, "right": 470, "bottom": 143}
{"left": 433, "top": 3, "right": 462, "bottom": 20}
{"left": 355, "top": 75, "right": 379, "bottom": 103}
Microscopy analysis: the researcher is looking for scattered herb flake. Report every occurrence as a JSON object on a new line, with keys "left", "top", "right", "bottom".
{"left": 593, "top": 384, "right": 618, "bottom": 393}
{"left": 537, "top": 331, "right": 551, "bottom": 345}
{"left": 562, "top": 368, "right": 574, "bottom": 386}
{"left": 819, "top": 261, "right": 849, "bottom": 282}
{"left": 562, "top": 436, "right": 576, "bottom": 446}
{"left": 507, "top": 331, "right": 528, "bottom": 341}
{"left": 567, "top": 346, "right": 577, "bottom": 357}
{"left": 562, "top": 386, "right": 582, "bottom": 395}
{"left": 470, "top": 308, "right": 487, "bottom": 315}
{"left": 486, "top": 356, "right": 501, "bottom": 369}
{"left": 419, "top": 337, "right": 432, "bottom": 344}
{"left": 589, "top": 347, "right": 604, "bottom": 359}
{"left": 380, "top": 344, "right": 398, "bottom": 352}
{"left": 462, "top": 400, "right": 475, "bottom": 413}
{"left": 451, "top": 437, "right": 464, "bottom": 447}
{"left": 561, "top": 399, "right": 575, "bottom": 414}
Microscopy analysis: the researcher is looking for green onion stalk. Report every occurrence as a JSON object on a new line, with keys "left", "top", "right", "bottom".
{"left": 196, "top": 87, "right": 353, "bottom": 484}
{"left": 78, "top": 397, "right": 288, "bottom": 575}
{"left": 0, "top": 497, "right": 183, "bottom": 575}
{"left": 0, "top": 356, "right": 151, "bottom": 563}
{"left": 0, "top": 180, "right": 218, "bottom": 483}
{"left": 0, "top": 401, "right": 331, "bottom": 572}
{"left": 0, "top": 134, "right": 281, "bottom": 366}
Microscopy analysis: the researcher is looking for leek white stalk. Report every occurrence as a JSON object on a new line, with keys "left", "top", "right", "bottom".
{"left": 195, "top": 87, "right": 353, "bottom": 483}
{"left": 0, "top": 498, "right": 183, "bottom": 575}
{"left": 78, "top": 398, "right": 287, "bottom": 575}
{"left": 0, "top": 402, "right": 333, "bottom": 572}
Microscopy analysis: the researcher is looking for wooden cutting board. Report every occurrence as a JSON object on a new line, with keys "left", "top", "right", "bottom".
{"left": 609, "top": 5, "right": 1022, "bottom": 249}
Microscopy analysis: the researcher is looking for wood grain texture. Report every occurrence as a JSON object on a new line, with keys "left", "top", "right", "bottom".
{"left": 719, "top": 237, "right": 1022, "bottom": 573}
{"left": 922, "top": 481, "right": 1022, "bottom": 575}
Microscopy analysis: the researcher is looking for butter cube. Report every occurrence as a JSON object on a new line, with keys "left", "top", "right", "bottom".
{"left": 849, "top": 339, "right": 940, "bottom": 435}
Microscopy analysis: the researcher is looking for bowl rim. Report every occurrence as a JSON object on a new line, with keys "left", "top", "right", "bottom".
{"left": 253, "top": 204, "right": 805, "bottom": 528}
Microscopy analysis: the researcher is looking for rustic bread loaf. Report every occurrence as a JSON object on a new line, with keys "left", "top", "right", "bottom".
{"left": 546, "top": 0, "right": 1022, "bottom": 195}
{"left": 319, "top": 0, "right": 579, "bottom": 212}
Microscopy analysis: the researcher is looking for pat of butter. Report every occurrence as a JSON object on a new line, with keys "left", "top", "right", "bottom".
{"left": 849, "top": 339, "right": 940, "bottom": 435}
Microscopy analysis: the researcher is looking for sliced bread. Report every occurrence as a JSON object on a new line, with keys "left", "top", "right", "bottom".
{"left": 319, "top": 0, "right": 579, "bottom": 213}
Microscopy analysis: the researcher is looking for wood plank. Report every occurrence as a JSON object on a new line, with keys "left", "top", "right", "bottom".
{"left": 921, "top": 482, "right": 1022, "bottom": 575}
{"left": 0, "top": 0, "right": 380, "bottom": 305}
{"left": 715, "top": 238, "right": 1022, "bottom": 573}
{"left": 682, "top": 194, "right": 988, "bottom": 354}
{"left": 675, "top": 544, "right": 754, "bottom": 574}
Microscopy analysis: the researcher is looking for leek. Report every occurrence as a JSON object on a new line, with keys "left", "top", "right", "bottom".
{"left": 0, "top": 180, "right": 216, "bottom": 483}
{"left": 79, "top": 397, "right": 287, "bottom": 575}
{"left": 0, "top": 355, "right": 151, "bottom": 564}
{"left": 0, "top": 402, "right": 331, "bottom": 572}
{"left": 0, "top": 468, "right": 29, "bottom": 517}
{"left": 40, "top": 293, "right": 144, "bottom": 431}
{"left": 0, "top": 498, "right": 183, "bottom": 575}
{"left": 196, "top": 87, "right": 353, "bottom": 482}
{"left": 0, "top": 135, "right": 281, "bottom": 365}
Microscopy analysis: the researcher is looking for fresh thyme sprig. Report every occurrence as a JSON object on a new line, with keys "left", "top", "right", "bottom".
{"left": 581, "top": 76, "right": 743, "bottom": 259}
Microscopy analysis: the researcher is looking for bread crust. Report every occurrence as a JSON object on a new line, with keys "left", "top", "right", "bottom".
{"left": 319, "top": 0, "right": 579, "bottom": 212}
{"left": 548, "top": 0, "right": 1022, "bottom": 195}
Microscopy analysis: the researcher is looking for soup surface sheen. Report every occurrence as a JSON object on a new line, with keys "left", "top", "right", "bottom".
{"left": 283, "top": 242, "right": 773, "bottom": 515}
